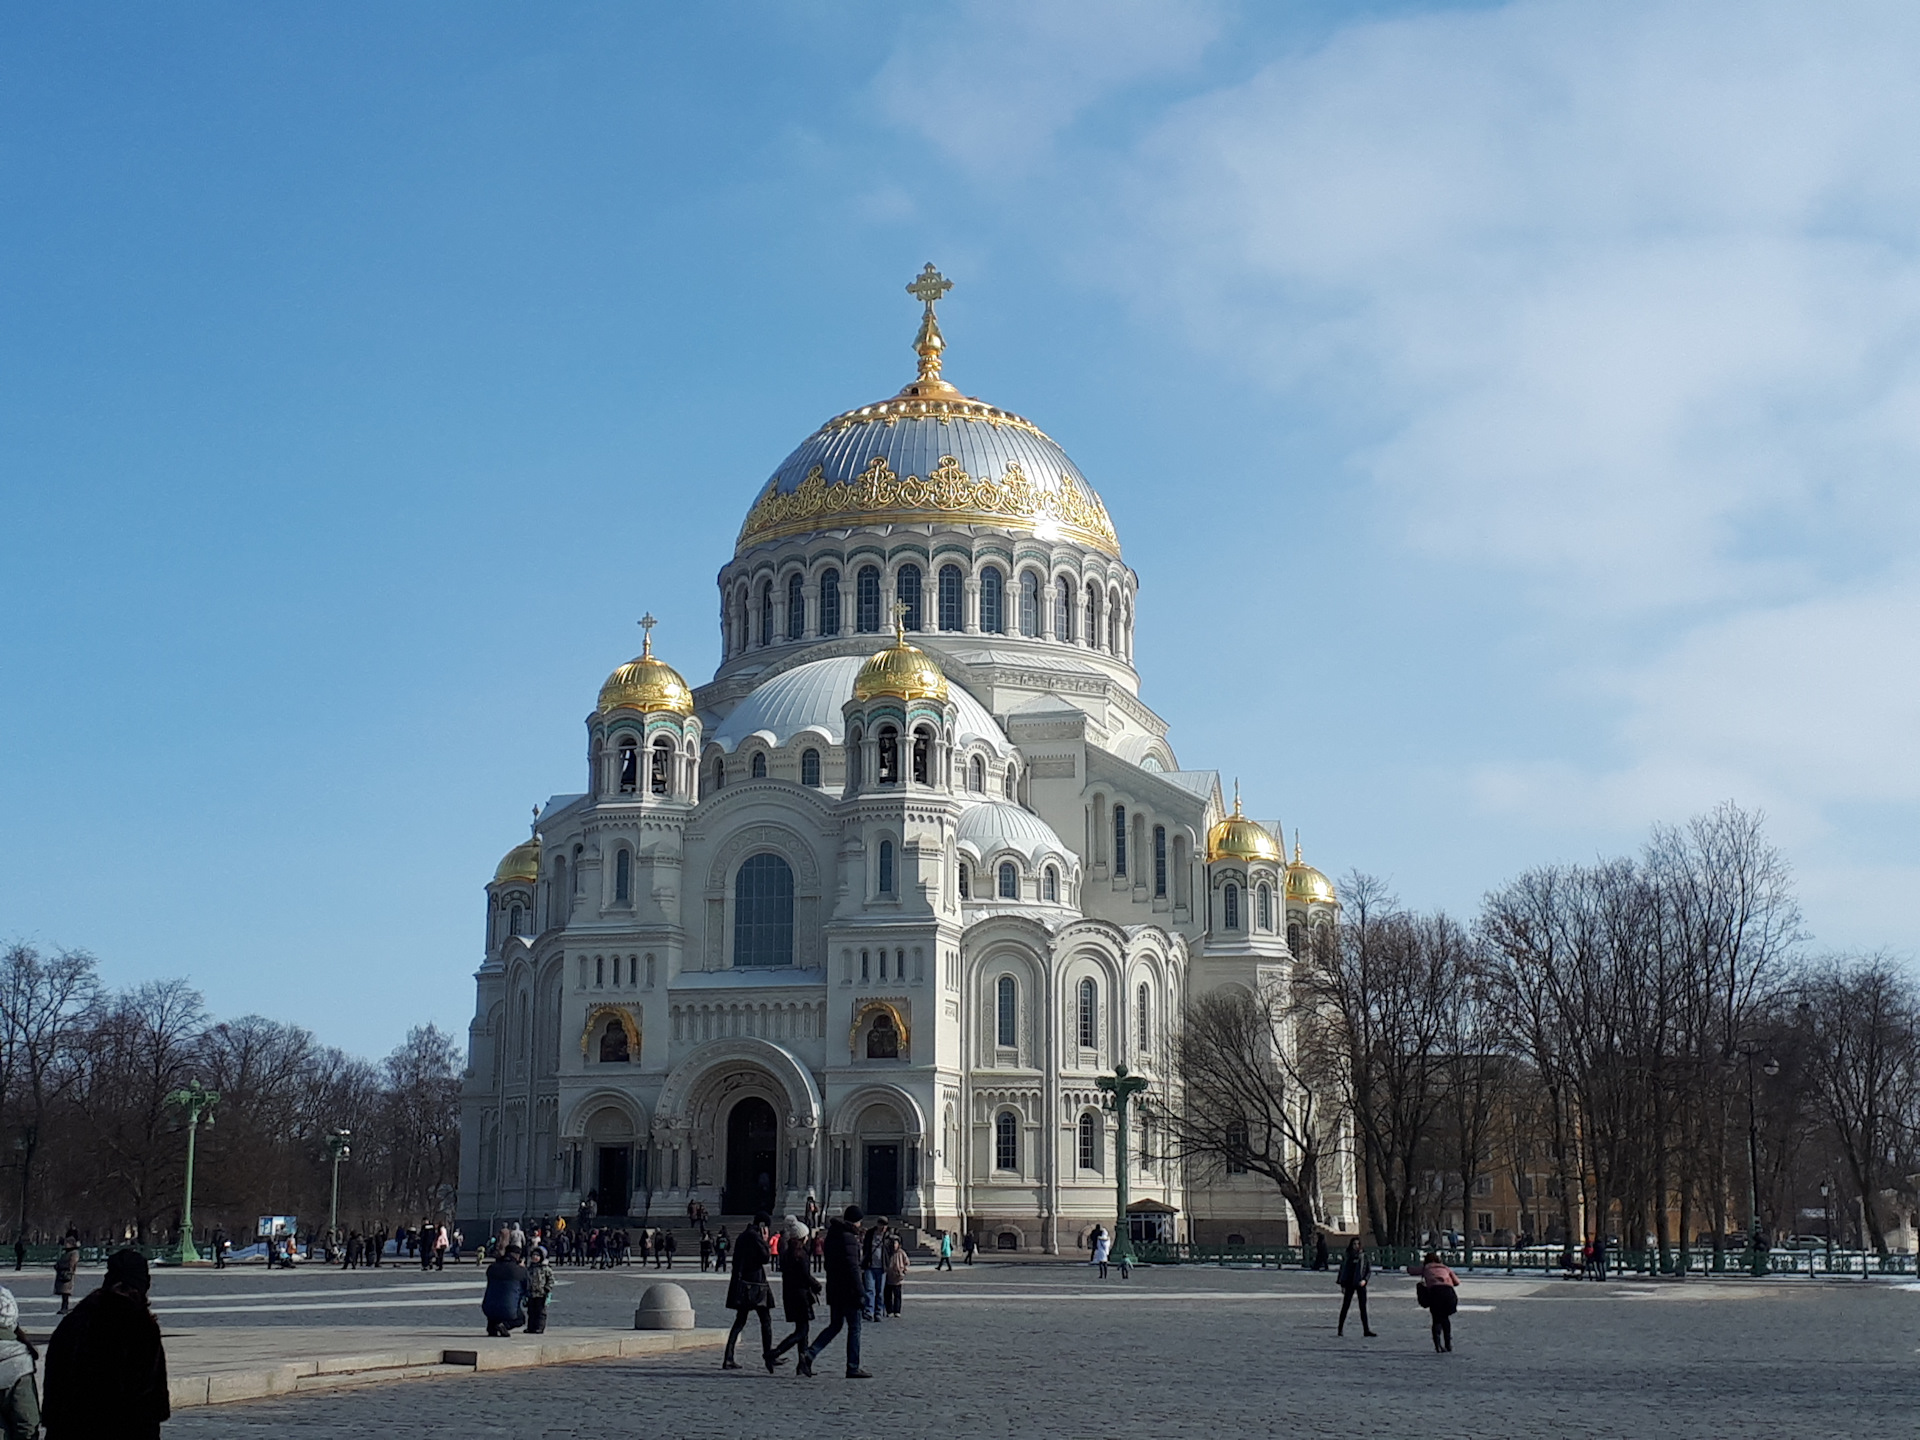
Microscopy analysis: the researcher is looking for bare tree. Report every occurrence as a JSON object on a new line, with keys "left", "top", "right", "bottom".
{"left": 1168, "top": 984, "right": 1331, "bottom": 1242}
{"left": 0, "top": 943, "right": 99, "bottom": 1239}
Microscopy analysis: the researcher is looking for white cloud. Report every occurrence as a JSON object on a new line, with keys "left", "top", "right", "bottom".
{"left": 871, "top": 0, "right": 1222, "bottom": 175}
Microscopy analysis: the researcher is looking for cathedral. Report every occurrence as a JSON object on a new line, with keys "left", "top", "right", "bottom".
{"left": 460, "top": 268, "right": 1347, "bottom": 1253}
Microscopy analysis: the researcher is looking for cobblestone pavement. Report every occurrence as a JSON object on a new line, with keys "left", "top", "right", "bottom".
{"left": 158, "top": 1263, "right": 1916, "bottom": 1438}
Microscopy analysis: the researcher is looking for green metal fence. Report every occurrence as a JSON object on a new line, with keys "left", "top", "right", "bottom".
{"left": 1134, "top": 1240, "right": 1920, "bottom": 1277}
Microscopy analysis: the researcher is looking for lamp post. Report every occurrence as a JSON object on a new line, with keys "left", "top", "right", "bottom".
{"left": 1096, "top": 1063, "right": 1150, "bottom": 1267}
{"left": 165, "top": 1080, "right": 219, "bottom": 1264}
{"left": 1819, "top": 1177, "right": 1833, "bottom": 1274}
{"left": 1743, "top": 1048, "right": 1780, "bottom": 1277}
{"left": 325, "top": 1130, "right": 353, "bottom": 1252}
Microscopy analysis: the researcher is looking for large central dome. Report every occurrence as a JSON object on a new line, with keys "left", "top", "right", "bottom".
{"left": 734, "top": 267, "right": 1120, "bottom": 559}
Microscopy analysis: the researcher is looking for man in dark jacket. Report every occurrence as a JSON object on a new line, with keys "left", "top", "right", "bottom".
{"left": 799, "top": 1206, "right": 870, "bottom": 1379}
{"left": 43, "top": 1247, "right": 170, "bottom": 1440}
{"left": 481, "top": 1247, "right": 531, "bottom": 1337}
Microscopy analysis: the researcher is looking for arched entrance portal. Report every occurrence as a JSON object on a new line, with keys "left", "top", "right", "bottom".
{"left": 724, "top": 1097, "right": 779, "bottom": 1216}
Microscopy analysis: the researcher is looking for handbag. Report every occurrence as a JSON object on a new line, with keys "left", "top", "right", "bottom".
{"left": 1415, "top": 1282, "right": 1432, "bottom": 1308}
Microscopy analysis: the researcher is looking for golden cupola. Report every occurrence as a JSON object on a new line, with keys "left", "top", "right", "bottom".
{"left": 854, "top": 616, "right": 950, "bottom": 704}
{"left": 1206, "top": 785, "right": 1284, "bottom": 865}
{"left": 494, "top": 834, "right": 541, "bottom": 886}
{"left": 597, "top": 616, "right": 694, "bottom": 717}
{"left": 1284, "top": 836, "right": 1337, "bottom": 907}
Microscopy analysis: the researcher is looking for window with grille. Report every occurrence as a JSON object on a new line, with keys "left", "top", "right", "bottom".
{"left": 733, "top": 853, "right": 795, "bottom": 967}
{"left": 996, "top": 975, "right": 1016, "bottom": 1047}
{"left": 1137, "top": 982, "right": 1150, "bottom": 1053}
{"left": 897, "top": 563, "right": 922, "bottom": 631}
{"left": 938, "top": 565, "right": 963, "bottom": 631}
{"left": 857, "top": 566, "right": 882, "bottom": 632}
{"left": 801, "top": 748, "right": 820, "bottom": 786}
{"left": 1019, "top": 571, "right": 1040, "bottom": 636}
{"left": 820, "top": 569, "right": 841, "bottom": 635}
{"left": 1153, "top": 825, "right": 1167, "bottom": 896}
{"left": 1078, "top": 1112, "right": 1098, "bottom": 1172}
{"left": 995, "top": 1111, "right": 1018, "bottom": 1171}
{"left": 1113, "top": 805, "right": 1128, "bottom": 877}
{"left": 1044, "top": 866, "right": 1058, "bottom": 902}
{"left": 980, "top": 567, "right": 1004, "bottom": 633}
{"left": 760, "top": 581, "right": 773, "bottom": 646}
{"left": 787, "top": 572, "right": 804, "bottom": 640}
{"left": 878, "top": 840, "right": 894, "bottom": 895}
{"left": 1078, "top": 978, "right": 1097, "bottom": 1048}
{"left": 998, "top": 862, "right": 1018, "bottom": 899}
{"left": 1223, "top": 883, "right": 1240, "bottom": 930}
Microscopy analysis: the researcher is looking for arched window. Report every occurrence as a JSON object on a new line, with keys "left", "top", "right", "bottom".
{"left": 1226, "top": 1121, "right": 1249, "bottom": 1174}
{"left": 878, "top": 839, "right": 895, "bottom": 896}
{"left": 1108, "top": 591, "right": 1120, "bottom": 652}
{"left": 996, "top": 975, "right": 1016, "bottom": 1047}
{"left": 995, "top": 1111, "right": 1018, "bottom": 1172}
{"left": 1223, "top": 882, "right": 1240, "bottom": 931}
{"left": 856, "top": 565, "right": 882, "bottom": 633}
{"left": 1078, "top": 977, "right": 1097, "bottom": 1049}
{"left": 938, "top": 564, "right": 963, "bottom": 631}
{"left": 1018, "top": 571, "right": 1041, "bottom": 636}
{"left": 1153, "top": 825, "right": 1167, "bottom": 897}
{"left": 980, "top": 566, "right": 1004, "bottom": 634}
{"left": 1003, "top": 765, "right": 1016, "bottom": 801}
{"left": 787, "top": 571, "right": 805, "bottom": 640}
{"left": 998, "top": 862, "right": 1019, "bottom": 899}
{"left": 1086, "top": 584, "right": 1100, "bottom": 649}
{"left": 1055, "top": 577, "right": 1073, "bottom": 640}
{"left": 820, "top": 569, "right": 841, "bottom": 635}
{"left": 897, "top": 563, "right": 923, "bottom": 631}
{"left": 651, "top": 737, "right": 671, "bottom": 795}
{"left": 1287, "top": 922, "right": 1303, "bottom": 954}
{"left": 911, "top": 726, "right": 932, "bottom": 784}
{"left": 1257, "top": 882, "right": 1272, "bottom": 931}
{"left": 1078, "top": 1112, "right": 1099, "bottom": 1172}
{"left": 1137, "top": 981, "right": 1151, "bottom": 1053}
{"left": 848, "top": 726, "right": 863, "bottom": 786}
{"left": 760, "top": 581, "right": 773, "bottom": 647}
{"left": 617, "top": 736, "right": 639, "bottom": 794}
{"left": 750, "top": 752, "right": 767, "bottom": 779}
{"left": 508, "top": 903, "right": 523, "bottom": 936}
{"left": 733, "top": 853, "right": 795, "bottom": 968}
{"left": 866, "top": 1010, "right": 900, "bottom": 1059}
{"left": 614, "top": 848, "right": 631, "bottom": 903}
{"left": 958, "top": 863, "right": 971, "bottom": 900}
{"left": 710, "top": 756, "right": 725, "bottom": 792}
{"left": 1113, "top": 805, "right": 1128, "bottom": 877}
{"left": 734, "top": 588, "right": 748, "bottom": 655}
{"left": 968, "top": 755, "right": 984, "bottom": 792}
{"left": 877, "top": 726, "right": 899, "bottom": 784}
{"left": 599, "top": 1019, "right": 629, "bottom": 1063}
{"left": 801, "top": 748, "right": 821, "bottom": 787}
{"left": 1044, "top": 866, "right": 1058, "bottom": 902}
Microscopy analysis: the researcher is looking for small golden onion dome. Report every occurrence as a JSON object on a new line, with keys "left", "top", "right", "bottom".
{"left": 494, "top": 835, "right": 541, "bottom": 886}
{"left": 1285, "top": 838, "right": 1337, "bottom": 907}
{"left": 597, "top": 620, "right": 694, "bottom": 717}
{"left": 1207, "top": 786, "right": 1283, "bottom": 865}
{"left": 854, "top": 619, "right": 950, "bottom": 703}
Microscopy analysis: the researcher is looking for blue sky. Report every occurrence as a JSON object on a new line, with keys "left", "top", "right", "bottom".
{"left": 4, "top": 0, "right": 1915, "bottom": 1058}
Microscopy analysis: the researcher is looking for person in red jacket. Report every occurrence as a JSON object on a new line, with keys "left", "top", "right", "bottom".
{"left": 1408, "top": 1251, "right": 1461, "bottom": 1352}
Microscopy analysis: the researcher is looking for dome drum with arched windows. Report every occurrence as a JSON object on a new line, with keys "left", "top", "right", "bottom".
{"left": 462, "top": 266, "right": 1354, "bottom": 1260}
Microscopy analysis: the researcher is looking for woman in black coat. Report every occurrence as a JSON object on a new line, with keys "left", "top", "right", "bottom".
{"left": 768, "top": 1218, "right": 821, "bottom": 1369}
{"left": 722, "top": 1213, "right": 775, "bottom": 1371}
{"left": 1336, "top": 1237, "right": 1377, "bottom": 1337}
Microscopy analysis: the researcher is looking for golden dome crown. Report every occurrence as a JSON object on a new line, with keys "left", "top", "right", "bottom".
{"left": 1284, "top": 836, "right": 1337, "bottom": 907}
{"left": 598, "top": 616, "right": 694, "bottom": 717}
{"left": 854, "top": 612, "right": 949, "bottom": 703}
{"left": 1207, "top": 784, "right": 1284, "bottom": 864}
{"left": 494, "top": 834, "right": 541, "bottom": 886}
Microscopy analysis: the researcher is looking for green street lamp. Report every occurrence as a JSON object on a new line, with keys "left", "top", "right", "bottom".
{"left": 1097, "top": 1063, "right": 1150, "bottom": 1267}
{"left": 165, "top": 1079, "right": 219, "bottom": 1264}
{"left": 326, "top": 1131, "right": 353, "bottom": 1248}
{"left": 1743, "top": 1049, "right": 1780, "bottom": 1277}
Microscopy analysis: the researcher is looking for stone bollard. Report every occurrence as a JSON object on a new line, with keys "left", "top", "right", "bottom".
{"left": 634, "top": 1281, "right": 695, "bottom": 1330}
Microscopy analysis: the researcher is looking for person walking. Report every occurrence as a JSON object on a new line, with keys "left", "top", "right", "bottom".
{"left": 10, "top": 1238, "right": 20, "bottom": 1273}
{"left": 798, "top": 1206, "right": 870, "bottom": 1379}
{"left": 936, "top": 1231, "right": 953, "bottom": 1272}
{"left": 883, "top": 1234, "right": 909, "bottom": 1316}
{"left": 861, "top": 1218, "right": 889, "bottom": 1322}
{"left": 1336, "top": 1238, "right": 1376, "bottom": 1337}
{"left": 525, "top": 1247, "right": 554, "bottom": 1335}
{"left": 768, "top": 1217, "right": 819, "bottom": 1371}
{"left": 663, "top": 1230, "right": 678, "bottom": 1269}
{"left": 1408, "top": 1251, "right": 1461, "bottom": 1352}
{"left": 211, "top": 1228, "right": 226, "bottom": 1270}
{"left": 0, "top": 1288, "right": 41, "bottom": 1440}
{"left": 714, "top": 1228, "right": 730, "bottom": 1272}
{"left": 721, "top": 1214, "right": 775, "bottom": 1373}
{"left": 42, "top": 1249, "right": 169, "bottom": 1440}
{"left": 481, "top": 1247, "right": 530, "bottom": 1338}
{"left": 700, "top": 1232, "right": 713, "bottom": 1272}
{"left": 1091, "top": 1225, "right": 1111, "bottom": 1279}
{"left": 961, "top": 1230, "right": 976, "bottom": 1266}
{"left": 1313, "top": 1232, "right": 1330, "bottom": 1271}
{"left": 53, "top": 1232, "right": 79, "bottom": 1316}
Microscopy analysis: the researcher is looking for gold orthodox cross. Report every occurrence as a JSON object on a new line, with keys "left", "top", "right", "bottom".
{"left": 638, "top": 612, "right": 657, "bottom": 656}
{"left": 906, "top": 263, "right": 952, "bottom": 311}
